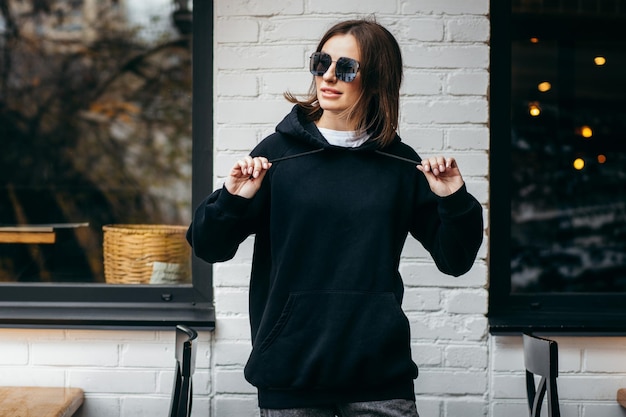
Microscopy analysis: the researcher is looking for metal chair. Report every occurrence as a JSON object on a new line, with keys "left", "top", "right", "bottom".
{"left": 523, "top": 333, "right": 561, "bottom": 417}
{"left": 169, "top": 324, "right": 198, "bottom": 417}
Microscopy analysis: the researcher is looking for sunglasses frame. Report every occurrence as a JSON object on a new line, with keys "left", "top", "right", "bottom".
{"left": 309, "top": 52, "right": 360, "bottom": 82}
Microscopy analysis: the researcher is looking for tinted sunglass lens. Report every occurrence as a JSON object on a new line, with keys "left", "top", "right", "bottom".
{"left": 310, "top": 52, "right": 331, "bottom": 76}
{"left": 336, "top": 57, "right": 359, "bottom": 82}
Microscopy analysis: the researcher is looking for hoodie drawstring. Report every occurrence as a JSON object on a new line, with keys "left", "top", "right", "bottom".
{"left": 268, "top": 149, "right": 420, "bottom": 166}
{"left": 374, "top": 150, "right": 421, "bottom": 165}
{"left": 269, "top": 148, "right": 325, "bottom": 163}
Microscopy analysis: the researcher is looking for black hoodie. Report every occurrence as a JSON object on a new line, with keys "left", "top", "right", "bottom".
{"left": 187, "top": 105, "right": 484, "bottom": 408}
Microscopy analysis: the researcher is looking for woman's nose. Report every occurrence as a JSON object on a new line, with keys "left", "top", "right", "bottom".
{"left": 322, "top": 62, "right": 337, "bottom": 82}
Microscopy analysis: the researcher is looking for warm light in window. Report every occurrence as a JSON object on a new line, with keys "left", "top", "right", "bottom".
{"left": 581, "top": 126, "right": 593, "bottom": 138}
{"left": 573, "top": 158, "right": 585, "bottom": 170}
{"left": 597, "top": 154, "right": 607, "bottom": 164}
{"left": 594, "top": 56, "right": 607, "bottom": 66}
{"left": 529, "top": 103, "right": 541, "bottom": 117}
{"left": 530, "top": 37, "right": 539, "bottom": 43}
{"left": 537, "top": 81, "right": 552, "bottom": 92}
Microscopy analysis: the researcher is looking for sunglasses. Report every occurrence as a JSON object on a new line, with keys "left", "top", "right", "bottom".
{"left": 309, "top": 52, "right": 360, "bottom": 82}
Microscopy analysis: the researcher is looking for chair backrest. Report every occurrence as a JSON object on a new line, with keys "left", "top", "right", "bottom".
{"left": 169, "top": 324, "right": 198, "bottom": 417}
{"left": 523, "top": 333, "right": 560, "bottom": 417}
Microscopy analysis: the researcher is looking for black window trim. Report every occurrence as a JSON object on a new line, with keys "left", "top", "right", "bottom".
{"left": 0, "top": 0, "right": 215, "bottom": 330}
{"left": 488, "top": 0, "right": 626, "bottom": 335}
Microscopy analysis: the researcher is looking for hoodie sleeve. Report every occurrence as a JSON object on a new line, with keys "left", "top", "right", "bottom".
{"left": 410, "top": 181, "right": 484, "bottom": 277}
{"left": 186, "top": 185, "right": 263, "bottom": 263}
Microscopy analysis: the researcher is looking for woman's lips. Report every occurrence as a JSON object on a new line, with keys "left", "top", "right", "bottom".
{"left": 320, "top": 87, "right": 341, "bottom": 98}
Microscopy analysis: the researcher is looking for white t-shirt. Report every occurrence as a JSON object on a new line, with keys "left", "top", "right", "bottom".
{"left": 317, "top": 127, "right": 370, "bottom": 148}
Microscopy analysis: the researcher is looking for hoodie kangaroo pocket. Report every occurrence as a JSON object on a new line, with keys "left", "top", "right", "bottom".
{"left": 244, "top": 291, "right": 417, "bottom": 390}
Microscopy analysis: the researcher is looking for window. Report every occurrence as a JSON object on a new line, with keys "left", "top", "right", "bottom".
{"left": 0, "top": 0, "right": 214, "bottom": 328}
{"left": 489, "top": 0, "right": 626, "bottom": 333}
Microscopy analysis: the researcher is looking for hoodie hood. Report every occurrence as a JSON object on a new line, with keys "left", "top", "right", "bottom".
{"left": 275, "top": 105, "right": 397, "bottom": 152}
{"left": 269, "top": 105, "right": 420, "bottom": 167}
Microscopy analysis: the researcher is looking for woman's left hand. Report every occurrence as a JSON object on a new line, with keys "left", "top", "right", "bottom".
{"left": 416, "top": 156, "right": 465, "bottom": 197}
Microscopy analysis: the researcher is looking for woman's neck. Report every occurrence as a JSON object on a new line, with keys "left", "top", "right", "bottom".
{"left": 316, "top": 112, "right": 356, "bottom": 131}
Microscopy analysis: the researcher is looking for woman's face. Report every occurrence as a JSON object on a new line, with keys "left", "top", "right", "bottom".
{"left": 314, "top": 34, "right": 363, "bottom": 130}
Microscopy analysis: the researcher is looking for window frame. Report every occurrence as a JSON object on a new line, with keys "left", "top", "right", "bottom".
{"left": 0, "top": 0, "right": 215, "bottom": 330}
{"left": 488, "top": 0, "right": 626, "bottom": 335}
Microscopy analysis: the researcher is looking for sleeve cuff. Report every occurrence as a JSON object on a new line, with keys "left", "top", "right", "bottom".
{"left": 214, "top": 185, "right": 253, "bottom": 217}
{"left": 437, "top": 184, "right": 477, "bottom": 218}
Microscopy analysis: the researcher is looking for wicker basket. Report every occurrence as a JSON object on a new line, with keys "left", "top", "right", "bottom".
{"left": 103, "top": 224, "right": 191, "bottom": 284}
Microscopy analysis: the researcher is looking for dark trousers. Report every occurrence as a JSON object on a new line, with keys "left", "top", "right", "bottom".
{"left": 260, "top": 399, "right": 419, "bottom": 417}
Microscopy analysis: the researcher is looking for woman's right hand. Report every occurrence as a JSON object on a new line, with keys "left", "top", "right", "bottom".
{"left": 225, "top": 156, "right": 272, "bottom": 199}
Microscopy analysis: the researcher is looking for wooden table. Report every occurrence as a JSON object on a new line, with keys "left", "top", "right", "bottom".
{"left": 618, "top": 388, "right": 626, "bottom": 409}
{"left": 0, "top": 386, "right": 84, "bottom": 417}
{"left": 0, "top": 223, "right": 89, "bottom": 244}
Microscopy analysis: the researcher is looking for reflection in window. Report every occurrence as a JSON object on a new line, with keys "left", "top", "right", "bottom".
{"left": 510, "top": 1, "right": 626, "bottom": 293}
{"left": 0, "top": 0, "right": 192, "bottom": 284}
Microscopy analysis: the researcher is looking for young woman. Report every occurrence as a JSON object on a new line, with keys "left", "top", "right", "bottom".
{"left": 188, "top": 19, "right": 483, "bottom": 417}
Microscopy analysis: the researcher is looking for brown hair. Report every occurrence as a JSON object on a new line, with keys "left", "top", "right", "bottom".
{"left": 285, "top": 19, "right": 403, "bottom": 148}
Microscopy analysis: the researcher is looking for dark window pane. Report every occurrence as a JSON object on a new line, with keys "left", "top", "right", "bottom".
{"left": 0, "top": 0, "right": 192, "bottom": 284}
{"left": 510, "top": 10, "right": 626, "bottom": 293}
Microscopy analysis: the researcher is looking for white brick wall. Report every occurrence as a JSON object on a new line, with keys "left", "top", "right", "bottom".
{"left": 2, "top": 2, "right": 626, "bottom": 417}
{"left": 0, "top": 328, "right": 212, "bottom": 417}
